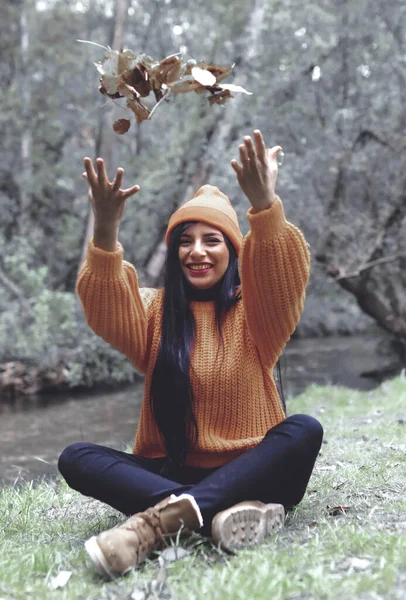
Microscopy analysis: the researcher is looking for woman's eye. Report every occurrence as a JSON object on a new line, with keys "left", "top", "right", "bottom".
{"left": 180, "top": 239, "right": 220, "bottom": 245}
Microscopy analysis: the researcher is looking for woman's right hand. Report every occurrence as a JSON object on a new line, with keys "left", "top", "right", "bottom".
{"left": 83, "top": 157, "right": 140, "bottom": 251}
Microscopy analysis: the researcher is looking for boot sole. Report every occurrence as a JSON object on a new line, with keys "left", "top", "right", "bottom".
{"left": 85, "top": 536, "right": 120, "bottom": 580}
{"left": 212, "top": 503, "right": 285, "bottom": 552}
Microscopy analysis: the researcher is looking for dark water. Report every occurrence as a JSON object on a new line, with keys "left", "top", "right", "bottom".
{"left": 0, "top": 335, "right": 382, "bottom": 485}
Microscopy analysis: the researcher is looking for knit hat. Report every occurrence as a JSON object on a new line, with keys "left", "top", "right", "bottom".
{"left": 165, "top": 185, "right": 243, "bottom": 254}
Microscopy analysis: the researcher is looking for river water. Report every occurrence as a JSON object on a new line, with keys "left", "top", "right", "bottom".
{"left": 0, "top": 335, "right": 382, "bottom": 485}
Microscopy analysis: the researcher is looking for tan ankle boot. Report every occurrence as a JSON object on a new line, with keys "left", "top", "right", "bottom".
{"left": 211, "top": 501, "right": 285, "bottom": 552}
{"left": 84, "top": 494, "right": 202, "bottom": 578}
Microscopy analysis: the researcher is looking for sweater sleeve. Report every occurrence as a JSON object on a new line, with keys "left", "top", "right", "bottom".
{"left": 240, "top": 196, "right": 310, "bottom": 368}
{"left": 76, "top": 239, "right": 157, "bottom": 374}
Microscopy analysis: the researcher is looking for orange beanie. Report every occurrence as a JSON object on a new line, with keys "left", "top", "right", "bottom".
{"left": 165, "top": 185, "right": 243, "bottom": 254}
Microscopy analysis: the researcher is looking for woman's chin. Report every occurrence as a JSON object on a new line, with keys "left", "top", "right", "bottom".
{"left": 188, "top": 279, "right": 215, "bottom": 290}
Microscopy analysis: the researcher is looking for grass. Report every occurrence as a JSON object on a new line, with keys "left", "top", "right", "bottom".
{"left": 1, "top": 375, "right": 405, "bottom": 600}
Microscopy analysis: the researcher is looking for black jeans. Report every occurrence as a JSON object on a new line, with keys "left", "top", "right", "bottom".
{"left": 58, "top": 414, "right": 323, "bottom": 536}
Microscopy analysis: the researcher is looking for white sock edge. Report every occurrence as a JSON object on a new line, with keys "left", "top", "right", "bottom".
{"left": 169, "top": 493, "right": 204, "bottom": 528}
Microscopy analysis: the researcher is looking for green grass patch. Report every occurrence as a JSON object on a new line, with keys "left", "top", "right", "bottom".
{"left": 1, "top": 376, "right": 405, "bottom": 599}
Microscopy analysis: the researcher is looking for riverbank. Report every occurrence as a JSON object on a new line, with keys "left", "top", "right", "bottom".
{"left": 0, "top": 331, "right": 398, "bottom": 403}
{"left": 0, "top": 335, "right": 389, "bottom": 484}
{"left": 1, "top": 376, "right": 405, "bottom": 599}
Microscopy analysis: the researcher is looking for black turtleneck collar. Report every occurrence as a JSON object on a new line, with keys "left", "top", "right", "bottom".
{"left": 185, "top": 280, "right": 222, "bottom": 302}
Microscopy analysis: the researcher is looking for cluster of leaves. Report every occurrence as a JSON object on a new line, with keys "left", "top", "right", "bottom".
{"left": 87, "top": 44, "right": 252, "bottom": 133}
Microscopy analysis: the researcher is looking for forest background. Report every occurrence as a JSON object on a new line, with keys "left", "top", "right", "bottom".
{"left": 0, "top": 0, "right": 405, "bottom": 396}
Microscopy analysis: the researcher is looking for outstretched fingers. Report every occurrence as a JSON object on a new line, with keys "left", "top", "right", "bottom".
{"left": 96, "top": 158, "right": 109, "bottom": 188}
{"left": 244, "top": 136, "right": 256, "bottom": 161}
{"left": 239, "top": 144, "right": 250, "bottom": 169}
{"left": 253, "top": 130, "right": 267, "bottom": 161}
{"left": 244, "top": 135, "right": 259, "bottom": 175}
{"left": 268, "top": 145, "right": 283, "bottom": 165}
{"left": 121, "top": 184, "right": 140, "bottom": 200}
{"left": 231, "top": 158, "right": 242, "bottom": 174}
{"left": 83, "top": 157, "right": 97, "bottom": 188}
{"left": 112, "top": 168, "right": 124, "bottom": 192}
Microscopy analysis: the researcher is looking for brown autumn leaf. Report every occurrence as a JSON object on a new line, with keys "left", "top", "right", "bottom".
{"left": 84, "top": 41, "right": 252, "bottom": 132}
{"left": 117, "top": 81, "right": 139, "bottom": 98}
{"left": 127, "top": 98, "right": 151, "bottom": 124}
{"left": 122, "top": 64, "right": 152, "bottom": 98}
{"left": 327, "top": 504, "right": 351, "bottom": 516}
{"left": 117, "top": 49, "right": 138, "bottom": 73}
{"left": 205, "top": 63, "right": 233, "bottom": 83}
{"left": 208, "top": 89, "right": 233, "bottom": 105}
{"left": 113, "top": 118, "right": 131, "bottom": 134}
{"left": 168, "top": 76, "right": 205, "bottom": 94}
{"left": 151, "top": 54, "right": 182, "bottom": 85}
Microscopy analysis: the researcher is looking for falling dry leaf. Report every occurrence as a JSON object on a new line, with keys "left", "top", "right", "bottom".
{"left": 113, "top": 118, "right": 131, "bottom": 134}
{"left": 82, "top": 41, "right": 252, "bottom": 133}
{"left": 209, "top": 89, "right": 233, "bottom": 105}
{"left": 151, "top": 54, "right": 182, "bottom": 85}
{"left": 100, "top": 73, "right": 119, "bottom": 95}
{"left": 122, "top": 64, "right": 151, "bottom": 97}
{"left": 127, "top": 98, "right": 151, "bottom": 124}
{"left": 191, "top": 66, "right": 217, "bottom": 87}
{"left": 167, "top": 76, "right": 204, "bottom": 94}
{"left": 117, "top": 81, "right": 140, "bottom": 98}
{"left": 117, "top": 49, "right": 139, "bottom": 73}
{"left": 218, "top": 83, "right": 252, "bottom": 95}
{"left": 201, "top": 63, "right": 233, "bottom": 83}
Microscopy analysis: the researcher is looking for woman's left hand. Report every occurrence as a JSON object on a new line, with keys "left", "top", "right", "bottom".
{"left": 231, "top": 129, "right": 282, "bottom": 212}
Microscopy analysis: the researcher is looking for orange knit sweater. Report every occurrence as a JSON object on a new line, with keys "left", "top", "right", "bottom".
{"left": 76, "top": 197, "right": 310, "bottom": 468}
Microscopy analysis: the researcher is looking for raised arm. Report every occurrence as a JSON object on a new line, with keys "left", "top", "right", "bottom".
{"left": 82, "top": 156, "right": 140, "bottom": 252}
{"left": 77, "top": 158, "right": 153, "bottom": 374}
{"left": 232, "top": 131, "right": 310, "bottom": 367}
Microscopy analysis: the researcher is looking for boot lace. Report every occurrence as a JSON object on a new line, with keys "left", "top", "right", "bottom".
{"left": 125, "top": 507, "right": 165, "bottom": 562}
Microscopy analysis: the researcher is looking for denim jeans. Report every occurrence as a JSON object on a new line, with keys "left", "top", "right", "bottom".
{"left": 58, "top": 414, "right": 323, "bottom": 536}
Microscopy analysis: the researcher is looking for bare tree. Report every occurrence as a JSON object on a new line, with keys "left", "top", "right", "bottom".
{"left": 316, "top": 134, "right": 406, "bottom": 362}
{"left": 17, "top": 0, "right": 33, "bottom": 236}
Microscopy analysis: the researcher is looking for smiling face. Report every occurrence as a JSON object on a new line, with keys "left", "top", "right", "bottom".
{"left": 178, "top": 222, "right": 230, "bottom": 290}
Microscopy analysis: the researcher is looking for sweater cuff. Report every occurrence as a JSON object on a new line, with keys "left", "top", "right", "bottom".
{"left": 246, "top": 196, "right": 287, "bottom": 240}
{"left": 85, "top": 238, "right": 124, "bottom": 278}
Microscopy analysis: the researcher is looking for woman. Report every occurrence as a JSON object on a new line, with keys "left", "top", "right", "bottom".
{"left": 58, "top": 130, "right": 323, "bottom": 579}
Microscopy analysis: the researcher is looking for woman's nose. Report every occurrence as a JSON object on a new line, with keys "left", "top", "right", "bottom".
{"left": 190, "top": 241, "right": 206, "bottom": 257}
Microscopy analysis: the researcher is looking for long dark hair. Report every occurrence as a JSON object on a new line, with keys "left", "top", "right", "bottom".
{"left": 150, "top": 221, "right": 241, "bottom": 470}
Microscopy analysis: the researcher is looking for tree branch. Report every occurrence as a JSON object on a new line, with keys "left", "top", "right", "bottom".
{"left": 330, "top": 254, "right": 404, "bottom": 281}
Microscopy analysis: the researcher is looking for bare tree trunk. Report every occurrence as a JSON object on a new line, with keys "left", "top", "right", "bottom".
{"left": 145, "top": 0, "right": 268, "bottom": 282}
{"left": 18, "top": 1, "right": 33, "bottom": 236}
{"left": 79, "top": 0, "right": 130, "bottom": 266}
{"left": 319, "top": 172, "right": 406, "bottom": 352}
